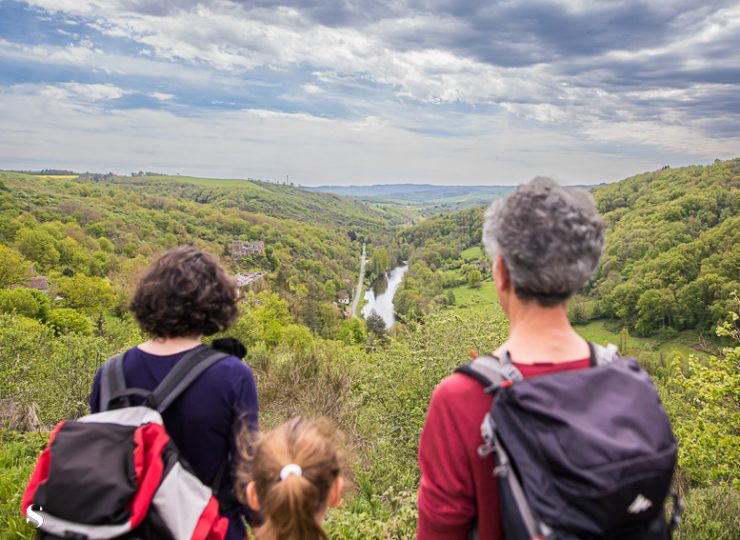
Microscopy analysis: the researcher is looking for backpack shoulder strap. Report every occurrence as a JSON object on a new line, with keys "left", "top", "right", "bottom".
{"left": 149, "top": 344, "right": 230, "bottom": 413}
{"left": 588, "top": 341, "right": 620, "bottom": 367}
{"left": 455, "top": 351, "right": 524, "bottom": 391}
{"left": 100, "top": 352, "right": 127, "bottom": 412}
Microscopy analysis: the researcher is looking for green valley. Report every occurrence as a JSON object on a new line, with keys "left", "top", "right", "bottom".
{"left": 1, "top": 160, "right": 738, "bottom": 539}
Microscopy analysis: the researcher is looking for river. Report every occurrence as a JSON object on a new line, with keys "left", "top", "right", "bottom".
{"left": 361, "top": 264, "right": 409, "bottom": 329}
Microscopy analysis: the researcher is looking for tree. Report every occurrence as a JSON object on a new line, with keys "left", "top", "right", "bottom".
{"left": 339, "top": 318, "right": 366, "bottom": 344}
{"left": 567, "top": 296, "right": 588, "bottom": 324}
{"left": 47, "top": 308, "right": 93, "bottom": 335}
{"left": 0, "top": 244, "right": 29, "bottom": 288}
{"left": 15, "top": 228, "right": 60, "bottom": 269}
{"left": 365, "top": 311, "right": 386, "bottom": 338}
{"left": 445, "top": 290, "right": 456, "bottom": 306}
{"left": 0, "top": 288, "right": 50, "bottom": 321}
{"left": 466, "top": 268, "right": 483, "bottom": 288}
{"left": 57, "top": 275, "right": 116, "bottom": 314}
{"left": 324, "top": 280, "right": 338, "bottom": 298}
{"left": 283, "top": 324, "right": 314, "bottom": 357}
{"left": 370, "top": 248, "right": 390, "bottom": 276}
{"left": 635, "top": 288, "right": 677, "bottom": 336}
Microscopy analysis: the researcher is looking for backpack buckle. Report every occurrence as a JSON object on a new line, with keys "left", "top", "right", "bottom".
{"left": 478, "top": 413, "right": 497, "bottom": 458}
{"left": 478, "top": 443, "right": 495, "bottom": 458}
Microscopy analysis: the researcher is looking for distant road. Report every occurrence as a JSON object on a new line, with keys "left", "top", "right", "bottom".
{"left": 350, "top": 243, "right": 366, "bottom": 318}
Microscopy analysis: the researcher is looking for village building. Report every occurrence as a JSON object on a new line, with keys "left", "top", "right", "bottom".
{"left": 337, "top": 290, "right": 350, "bottom": 305}
{"left": 231, "top": 240, "right": 265, "bottom": 258}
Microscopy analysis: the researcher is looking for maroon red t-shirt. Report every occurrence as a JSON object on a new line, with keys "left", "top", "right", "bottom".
{"left": 417, "top": 358, "right": 590, "bottom": 540}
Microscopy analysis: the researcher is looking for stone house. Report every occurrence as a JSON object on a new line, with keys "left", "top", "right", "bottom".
{"left": 231, "top": 240, "right": 265, "bottom": 259}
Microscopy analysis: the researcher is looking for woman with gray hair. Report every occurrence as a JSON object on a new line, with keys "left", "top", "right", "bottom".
{"left": 417, "top": 177, "right": 605, "bottom": 539}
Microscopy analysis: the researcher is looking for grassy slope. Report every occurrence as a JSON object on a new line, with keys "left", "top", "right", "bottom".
{"left": 448, "top": 279, "right": 499, "bottom": 315}
{"left": 575, "top": 320, "right": 712, "bottom": 358}
{"left": 460, "top": 245, "right": 484, "bottom": 260}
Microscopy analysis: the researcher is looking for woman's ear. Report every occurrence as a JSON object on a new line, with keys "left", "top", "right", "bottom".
{"left": 327, "top": 477, "right": 344, "bottom": 508}
{"left": 246, "top": 481, "right": 261, "bottom": 512}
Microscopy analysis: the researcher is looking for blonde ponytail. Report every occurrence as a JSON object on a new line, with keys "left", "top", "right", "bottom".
{"left": 236, "top": 417, "right": 341, "bottom": 540}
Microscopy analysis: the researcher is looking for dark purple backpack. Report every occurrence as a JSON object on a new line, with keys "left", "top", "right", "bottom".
{"left": 456, "top": 342, "right": 683, "bottom": 540}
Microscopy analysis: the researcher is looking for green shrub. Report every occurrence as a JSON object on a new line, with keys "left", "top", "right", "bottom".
{"left": 46, "top": 308, "right": 93, "bottom": 336}
{"left": 0, "top": 314, "right": 114, "bottom": 427}
{"left": 0, "top": 289, "right": 50, "bottom": 321}
{"left": 657, "top": 348, "right": 739, "bottom": 486}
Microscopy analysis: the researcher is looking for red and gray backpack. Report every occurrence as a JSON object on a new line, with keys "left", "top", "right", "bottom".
{"left": 457, "top": 342, "right": 683, "bottom": 540}
{"left": 22, "top": 345, "right": 231, "bottom": 539}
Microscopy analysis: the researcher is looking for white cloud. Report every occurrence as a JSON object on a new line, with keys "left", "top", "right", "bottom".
{"left": 61, "top": 82, "right": 127, "bottom": 100}
{"left": 302, "top": 83, "right": 323, "bottom": 94}
{"left": 4, "top": 1, "right": 738, "bottom": 182}
{"left": 148, "top": 91, "right": 175, "bottom": 101}
{"left": 0, "top": 38, "right": 101, "bottom": 66}
{"left": 1, "top": 83, "right": 715, "bottom": 185}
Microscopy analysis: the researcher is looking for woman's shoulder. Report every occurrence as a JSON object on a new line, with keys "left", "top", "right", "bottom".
{"left": 209, "top": 354, "right": 254, "bottom": 377}
{"left": 200, "top": 354, "right": 257, "bottom": 394}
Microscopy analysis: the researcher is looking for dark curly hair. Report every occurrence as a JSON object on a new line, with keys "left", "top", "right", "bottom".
{"left": 131, "top": 247, "right": 239, "bottom": 338}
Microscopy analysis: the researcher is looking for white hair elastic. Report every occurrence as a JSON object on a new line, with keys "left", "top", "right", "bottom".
{"left": 280, "top": 464, "right": 302, "bottom": 481}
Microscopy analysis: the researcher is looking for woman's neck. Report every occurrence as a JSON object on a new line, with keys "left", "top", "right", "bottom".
{"left": 497, "top": 302, "right": 589, "bottom": 364}
{"left": 138, "top": 336, "right": 202, "bottom": 356}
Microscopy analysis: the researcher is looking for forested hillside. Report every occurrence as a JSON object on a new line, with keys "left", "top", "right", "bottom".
{"left": 590, "top": 160, "right": 739, "bottom": 335}
{"left": 93, "top": 174, "right": 414, "bottom": 232}
{"left": 393, "top": 159, "right": 739, "bottom": 336}
{"left": 0, "top": 171, "right": 393, "bottom": 339}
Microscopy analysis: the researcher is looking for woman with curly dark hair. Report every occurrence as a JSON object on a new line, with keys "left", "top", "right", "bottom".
{"left": 89, "top": 246, "right": 259, "bottom": 540}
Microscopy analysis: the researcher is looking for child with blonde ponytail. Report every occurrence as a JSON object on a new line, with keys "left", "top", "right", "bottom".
{"left": 237, "top": 417, "right": 344, "bottom": 540}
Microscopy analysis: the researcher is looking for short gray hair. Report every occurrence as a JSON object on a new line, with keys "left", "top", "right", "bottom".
{"left": 482, "top": 177, "right": 604, "bottom": 307}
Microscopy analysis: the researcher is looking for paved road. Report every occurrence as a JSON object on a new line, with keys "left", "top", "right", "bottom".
{"left": 350, "top": 243, "right": 366, "bottom": 318}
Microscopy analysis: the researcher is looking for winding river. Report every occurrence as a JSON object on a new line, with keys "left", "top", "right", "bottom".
{"left": 361, "top": 264, "right": 409, "bottom": 329}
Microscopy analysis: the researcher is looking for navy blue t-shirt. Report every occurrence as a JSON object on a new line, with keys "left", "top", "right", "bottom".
{"left": 90, "top": 346, "right": 259, "bottom": 540}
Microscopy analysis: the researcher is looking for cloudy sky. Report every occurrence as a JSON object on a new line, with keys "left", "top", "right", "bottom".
{"left": 0, "top": 0, "right": 738, "bottom": 185}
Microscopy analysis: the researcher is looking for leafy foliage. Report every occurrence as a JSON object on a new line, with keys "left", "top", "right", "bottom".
{"left": 591, "top": 159, "right": 739, "bottom": 335}
{"left": 0, "top": 244, "right": 29, "bottom": 288}
{"left": 0, "top": 289, "right": 50, "bottom": 321}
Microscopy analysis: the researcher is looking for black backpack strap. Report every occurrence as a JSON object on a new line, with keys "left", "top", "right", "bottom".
{"left": 455, "top": 351, "right": 524, "bottom": 392}
{"left": 589, "top": 341, "right": 620, "bottom": 367}
{"left": 149, "top": 344, "right": 230, "bottom": 413}
{"left": 100, "top": 352, "right": 127, "bottom": 412}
